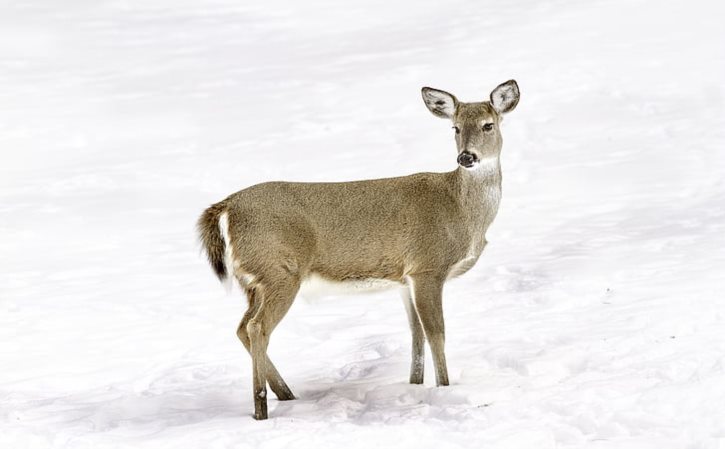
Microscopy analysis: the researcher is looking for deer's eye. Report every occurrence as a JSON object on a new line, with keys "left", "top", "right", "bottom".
{"left": 483, "top": 123, "right": 494, "bottom": 132}
{"left": 453, "top": 126, "right": 460, "bottom": 134}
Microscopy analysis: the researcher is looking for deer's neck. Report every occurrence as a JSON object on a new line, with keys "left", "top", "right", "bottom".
{"left": 454, "top": 156, "right": 502, "bottom": 198}
{"left": 451, "top": 156, "right": 502, "bottom": 256}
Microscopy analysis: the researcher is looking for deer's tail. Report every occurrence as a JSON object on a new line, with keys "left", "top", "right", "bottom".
{"left": 197, "top": 201, "right": 230, "bottom": 283}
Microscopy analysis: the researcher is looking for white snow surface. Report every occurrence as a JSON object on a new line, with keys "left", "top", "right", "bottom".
{"left": 2, "top": 0, "right": 725, "bottom": 448}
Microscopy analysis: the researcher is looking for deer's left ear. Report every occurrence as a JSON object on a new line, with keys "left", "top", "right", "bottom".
{"left": 490, "top": 80, "right": 520, "bottom": 114}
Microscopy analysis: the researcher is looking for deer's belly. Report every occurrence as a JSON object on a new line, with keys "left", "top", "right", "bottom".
{"left": 299, "top": 273, "right": 402, "bottom": 299}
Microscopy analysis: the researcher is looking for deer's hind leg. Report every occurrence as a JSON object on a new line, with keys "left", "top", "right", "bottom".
{"left": 244, "top": 273, "right": 300, "bottom": 420}
{"left": 237, "top": 286, "right": 295, "bottom": 401}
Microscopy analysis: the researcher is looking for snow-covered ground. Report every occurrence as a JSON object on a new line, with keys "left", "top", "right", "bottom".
{"left": 2, "top": 0, "right": 725, "bottom": 447}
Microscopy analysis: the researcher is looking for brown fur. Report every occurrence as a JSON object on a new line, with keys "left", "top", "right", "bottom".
{"left": 198, "top": 80, "right": 520, "bottom": 419}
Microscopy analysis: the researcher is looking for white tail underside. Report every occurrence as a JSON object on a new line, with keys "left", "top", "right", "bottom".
{"left": 218, "top": 211, "right": 236, "bottom": 293}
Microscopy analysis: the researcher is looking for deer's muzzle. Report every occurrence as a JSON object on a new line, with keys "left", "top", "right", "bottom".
{"left": 457, "top": 151, "right": 478, "bottom": 168}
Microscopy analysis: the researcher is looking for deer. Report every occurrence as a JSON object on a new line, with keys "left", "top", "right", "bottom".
{"left": 197, "top": 80, "right": 520, "bottom": 420}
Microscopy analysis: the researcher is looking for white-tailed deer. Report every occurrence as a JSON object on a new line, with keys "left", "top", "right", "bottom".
{"left": 198, "top": 80, "right": 519, "bottom": 419}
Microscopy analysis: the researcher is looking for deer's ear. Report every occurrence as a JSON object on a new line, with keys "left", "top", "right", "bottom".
{"left": 490, "top": 80, "right": 519, "bottom": 114}
{"left": 421, "top": 87, "right": 458, "bottom": 119}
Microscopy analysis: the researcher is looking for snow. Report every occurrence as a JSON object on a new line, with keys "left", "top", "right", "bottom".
{"left": 1, "top": 0, "right": 725, "bottom": 448}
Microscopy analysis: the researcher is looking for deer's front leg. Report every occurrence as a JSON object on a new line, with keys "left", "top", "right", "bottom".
{"left": 400, "top": 285, "right": 425, "bottom": 384}
{"left": 409, "top": 274, "right": 449, "bottom": 386}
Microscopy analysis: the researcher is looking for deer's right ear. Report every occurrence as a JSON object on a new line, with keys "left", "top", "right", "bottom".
{"left": 421, "top": 87, "right": 457, "bottom": 119}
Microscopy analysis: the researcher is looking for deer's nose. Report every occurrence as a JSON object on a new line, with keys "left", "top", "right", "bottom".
{"left": 457, "top": 151, "right": 478, "bottom": 168}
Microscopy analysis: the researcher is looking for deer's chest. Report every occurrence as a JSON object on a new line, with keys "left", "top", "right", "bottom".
{"left": 478, "top": 183, "right": 502, "bottom": 230}
{"left": 467, "top": 183, "right": 501, "bottom": 245}
{"left": 448, "top": 184, "right": 501, "bottom": 279}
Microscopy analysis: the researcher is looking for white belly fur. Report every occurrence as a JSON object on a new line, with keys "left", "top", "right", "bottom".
{"left": 299, "top": 273, "right": 402, "bottom": 299}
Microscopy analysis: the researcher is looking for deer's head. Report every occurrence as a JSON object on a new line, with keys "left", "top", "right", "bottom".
{"left": 422, "top": 80, "right": 519, "bottom": 170}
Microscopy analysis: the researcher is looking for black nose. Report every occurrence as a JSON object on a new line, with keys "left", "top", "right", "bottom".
{"left": 457, "top": 151, "right": 478, "bottom": 168}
